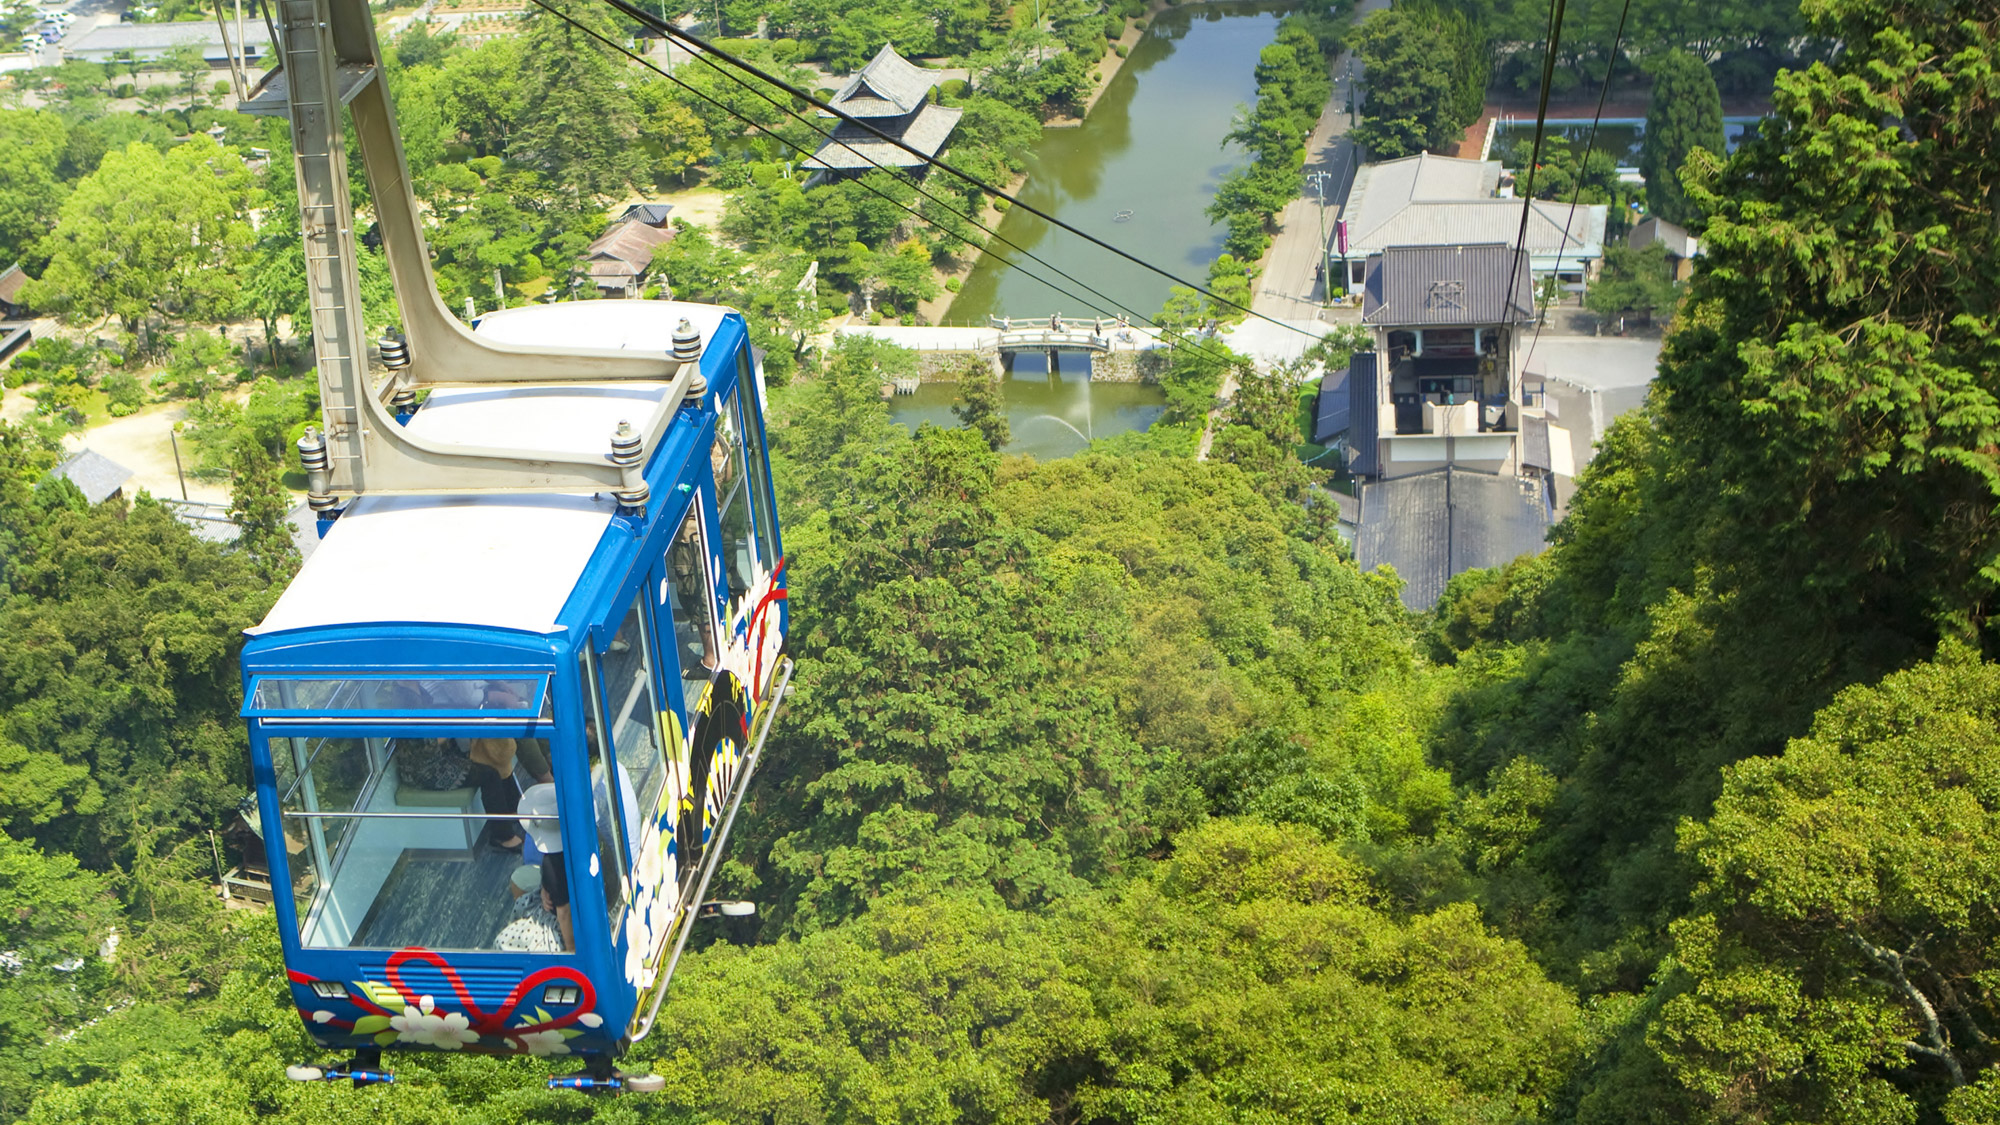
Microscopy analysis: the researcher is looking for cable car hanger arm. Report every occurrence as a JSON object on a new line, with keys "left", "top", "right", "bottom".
{"left": 246, "top": 0, "right": 705, "bottom": 507}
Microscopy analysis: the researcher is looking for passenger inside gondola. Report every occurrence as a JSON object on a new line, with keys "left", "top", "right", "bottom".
{"left": 266, "top": 674, "right": 563, "bottom": 951}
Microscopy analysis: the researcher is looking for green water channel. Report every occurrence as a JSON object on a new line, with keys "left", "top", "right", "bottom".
{"left": 891, "top": 354, "right": 1166, "bottom": 461}
{"left": 890, "top": 2, "right": 1287, "bottom": 456}
{"left": 946, "top": 2, "right": 1289, "bottom": 325}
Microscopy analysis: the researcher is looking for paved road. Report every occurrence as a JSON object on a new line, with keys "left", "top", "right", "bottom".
{"left": 1249, "top": 0, "right": 1389, "bottom": 322}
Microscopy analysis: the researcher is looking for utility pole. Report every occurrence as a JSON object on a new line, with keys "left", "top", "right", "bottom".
{"left": 1306, "top": 169, "right": 1332, "bottom": 302}
{"left": 169, "top": 426, "right": 188, "bottom": 501}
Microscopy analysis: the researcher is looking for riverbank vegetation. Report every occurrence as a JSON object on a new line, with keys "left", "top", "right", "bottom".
{"left": 7, "top": 0, "right": 2000, "bottom": 1123}
{"left": 1205, "top": 14, "right": 1337, "bottom": 264}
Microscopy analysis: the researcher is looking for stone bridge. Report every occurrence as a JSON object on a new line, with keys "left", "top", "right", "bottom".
{"left": 989, "top": 315, "right": 1119, "bottom": 354}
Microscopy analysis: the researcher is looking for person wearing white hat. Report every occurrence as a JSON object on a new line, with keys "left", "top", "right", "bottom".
{"left": 517, "top": 783, "right": 571, "bottom": 951}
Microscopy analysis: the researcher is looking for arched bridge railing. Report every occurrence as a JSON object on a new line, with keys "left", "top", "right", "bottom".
{"left": 988, "top": 316, "right": 1115, "bottom": 353}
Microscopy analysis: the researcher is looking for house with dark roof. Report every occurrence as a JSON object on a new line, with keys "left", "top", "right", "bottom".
{"left": 0, "top": 264, "right": 30, "bottom": 318}
{"left": 578, "top": 203, "right": 675, "bottom": 298}
{"left": 1346, "top": 243, "right": 1535, "bottom": 479}
{"left": 1628, "top": 215, "right": 1702, "bottom": 281}
{"left": 1333, "top": 152, "right": 1606, "bottom": 292}
{"left": 53, "top": 449, "right": 134, "bottom": 505}
{"left": 1355, "top": 468, "right": 1550, "bottom": 610}
{"left": 802, "top": 44, "right": 963, "bottom": 180}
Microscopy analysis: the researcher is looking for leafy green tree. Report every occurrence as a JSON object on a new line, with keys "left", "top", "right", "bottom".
{"left": 1352, "top": 1, "right": 1488, "bottom": 157}
{"left": 769, "top": 333, "right": 910, "bottom": 509}
{"left": 652, "top": 222, "right": 743, "bottom": 299}
{"left": 510, "top": 0, "right": 646, "bottom": 199}
{"left": 158, "top": 328, "right": 239, "bottom": 403}
{"left": 1203, "top": 252, "right": 1253, "bottom": 320}
{"left": 1660, "top": 647, "right": 2000, "bottom": 1123}
{"left": 163, "top": 42, "right": 208, "bottom": 104}
{"left": 1211, "top": 358, "right": 1314, "bottom": 501}
{"left": 1508, "top": 134, "right": 1624, "bottom": 205}
{"left": 0, "top": 427, "right": 277, "bottom": 861}
{"left": 1655, "top": 0, "right": 2000, "bottom": 648}
{"left": 649, "top": 822, "right": 1583, "bottom": 1124}
{"left": 229, "top": 443, "right": 298, "bottom": 579}
{"left": 0, "top": 109, "right": 68, "bottom": 267}
{"left": 1639, "top": 51, "right": 1725, "bottom": 228}
{"left": 420, "top": 158, "right": 601, "bottom": 307}
{"left": 949, "top": 356, "right": 1008, "bottom": 451}
{"left": 437, "top": 36, "right": 527, "bottom": 159}
{"left": 633, "top": 82, "right": 713, "bottom": 185}
{"left": 101, "top": 372, "right": 146, "bottom": 416}
{"left": 1585, "top": 242, "right": 1680, "bottom": 325}
{"left": 391, "top": 17, "right": 457, "bottom": 69}
{"left": 0, "top": 833, "right": 120, "bottom": 1120}
{"left": 27, "top": 139, "right": 255, "bottom": 354}
{"left": 870, "top": 237, "right": 940, "bottom": 312}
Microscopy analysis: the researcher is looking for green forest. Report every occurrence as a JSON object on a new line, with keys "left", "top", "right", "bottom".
{"left": 2, "top": 0, "right": 2000, "bottom": 1121}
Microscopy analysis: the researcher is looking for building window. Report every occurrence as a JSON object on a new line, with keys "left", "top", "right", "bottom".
{"left": 714, "top": 390, "right": 757, "bottom": 606}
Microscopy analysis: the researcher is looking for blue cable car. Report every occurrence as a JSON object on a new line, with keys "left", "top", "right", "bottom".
{"left": 241, "top": 304, "right": 790, "bottom": 1085}
{"left": 233, "top": 0, "right": 793, "bottom": 1088}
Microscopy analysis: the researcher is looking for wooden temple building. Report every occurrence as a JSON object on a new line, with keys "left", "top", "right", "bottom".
{"left": 804, "top": 44, "right": 962, "bottom": 180}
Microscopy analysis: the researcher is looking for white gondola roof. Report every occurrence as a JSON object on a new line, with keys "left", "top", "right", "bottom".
{"left": 247, "top": 490, "right": 618, "bottom": 637}
{"left": 472, "top": 299, "right": 735, "bottom": 355}
{"left": 249, "top": 301, "right": 738, "bottom": 638}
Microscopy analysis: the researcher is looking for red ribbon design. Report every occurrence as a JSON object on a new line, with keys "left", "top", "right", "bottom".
{"left": 292, "top": 948, "right": 598, "bottom": 1039}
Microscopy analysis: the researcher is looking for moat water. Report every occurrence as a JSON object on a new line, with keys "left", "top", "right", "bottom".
{"left": 893, "top": 2, "right": 1286, "bottom": 457}
{"left": 946, "top": 2, "right": 1287, "bottom": 325}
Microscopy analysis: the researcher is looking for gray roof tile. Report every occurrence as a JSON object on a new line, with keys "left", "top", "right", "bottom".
{"left": 1363, "top": 244, "right": 1535, "bottom": 327}
{"left": 54, "top": 449, "right": 133, "bottom": 504}
{"left": 1355, "top": 468, "right": 1550, "bottom": 610}
{"left": 825, "top": 43, "right": 939, "bottom": 118}
{"left": 805, "top": 104, "right": 964, "bottom": 169}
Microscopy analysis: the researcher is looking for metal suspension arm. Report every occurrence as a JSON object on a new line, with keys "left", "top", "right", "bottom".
{"left": 246, "top": 0, "right": 697, "bottom": 501}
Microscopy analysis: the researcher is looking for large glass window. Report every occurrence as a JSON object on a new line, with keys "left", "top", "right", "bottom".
{"left": 661, "top": 504, "right": 721, "bottom": 714}
{"left": 271, "top": 730, "right": 558, "bottom": 952}
{"left": 597, "top": 602, "right": 669, "bottom": 827}
{"left": 714, "top": 390, "right": 758, "bottom": 604}
{"left": 738, "top": 349, "right": 778, "bottom": 571}
{"left": 248, "top": 677, "right": 549, "bottom": 719}
{"left": 582, "top": 652, "right": 631, "bottom": 931}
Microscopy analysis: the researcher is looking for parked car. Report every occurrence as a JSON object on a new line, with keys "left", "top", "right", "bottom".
{"left": 18, "top": 32, "right": 44, "bottom": 50}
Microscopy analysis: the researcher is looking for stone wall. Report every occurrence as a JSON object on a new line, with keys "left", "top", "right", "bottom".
{"left": 905, "top": 348, "right": 1158, "bottom": 383}
{"left": 914, "top": 351, "right": 1001, "bottom": 381}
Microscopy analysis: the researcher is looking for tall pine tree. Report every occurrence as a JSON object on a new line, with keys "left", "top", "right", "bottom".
{"left": 1638, "top": 50, "right": 1725, "bottom": 229}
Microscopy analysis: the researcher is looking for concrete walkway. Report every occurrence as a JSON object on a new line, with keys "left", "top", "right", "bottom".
{"left": 1248, "top": 0, "right": 1390, "bottom": 322}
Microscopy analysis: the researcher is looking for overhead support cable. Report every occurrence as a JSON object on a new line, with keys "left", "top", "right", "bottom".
{"left": 588, "top": 0, "right": 1330, "bottom": 342}
{"left": 1499, "top": 0, "right": 1570, "bottom": 327}
{"left": 1520, "top": 0, "right": 1634, "bottom": 377}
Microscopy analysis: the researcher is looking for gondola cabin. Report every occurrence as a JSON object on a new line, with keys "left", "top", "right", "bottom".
{"left": 240, "top": 302, "right": 788, "bottom": 1070}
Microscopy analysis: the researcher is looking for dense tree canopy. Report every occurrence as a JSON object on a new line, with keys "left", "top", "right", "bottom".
{"left": 1660, "top": 648, "right": 2000, "bottom": 1123}
{"left": 1350, "top": 1, "right": 1487, "bottom": 158}
{"left": 0, "top": 111, "right": 67, "bottom": 269}
{"left": 26, "top": 138, "right": 256, "bottom": 352}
